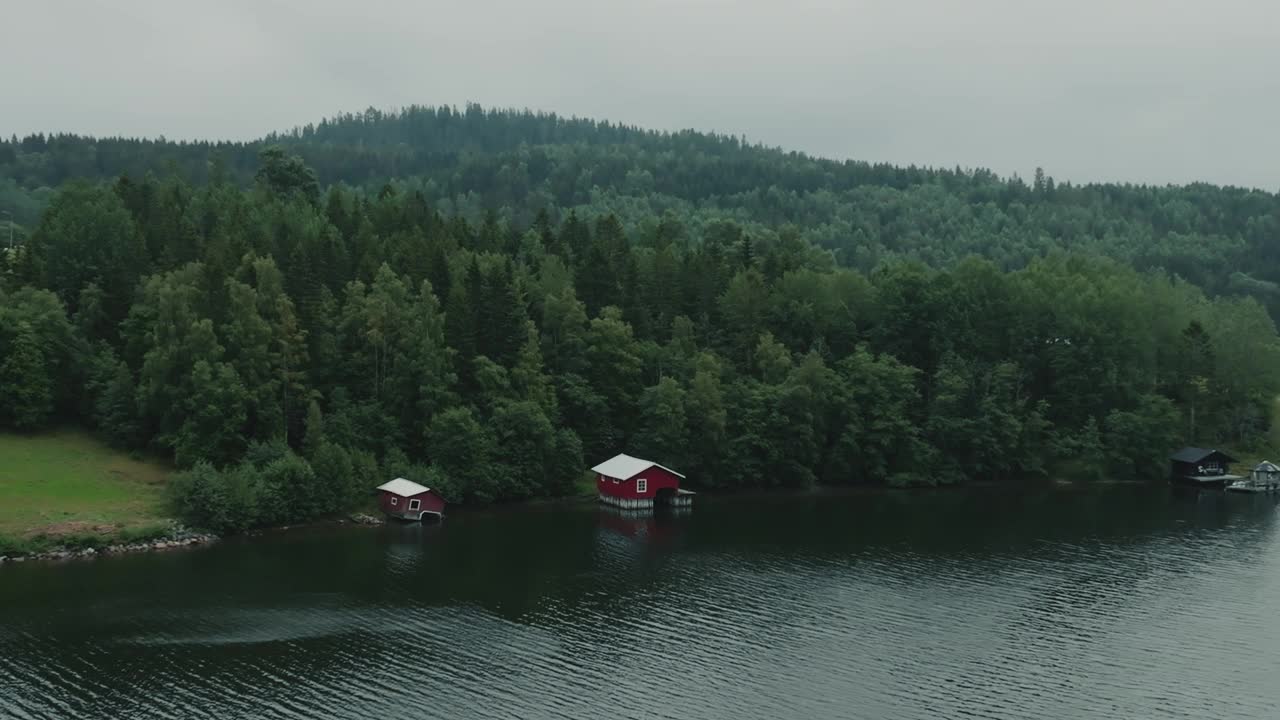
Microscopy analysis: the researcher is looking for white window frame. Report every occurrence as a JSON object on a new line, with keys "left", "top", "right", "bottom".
{"left": 408, "top": 499, "right": 421, "bottom": 511}
{"left": 636, "top": 478, "right": 648, "bottom": 494}
{"left": 390, "top": 496, "right": 399, "bottom": 506}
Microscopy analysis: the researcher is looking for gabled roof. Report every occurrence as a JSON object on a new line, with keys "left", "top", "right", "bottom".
{"left": 376, "top": 477, "right": 433, "bottom": 497}
{"left": 1255, "top": 461, "right": 1280, "bottom": 473}
{"left": 1170, "top": 447, "right": 1238, "bottom": 463}
{"left": 591, "top": 453, "right": 685, "bottom": 480}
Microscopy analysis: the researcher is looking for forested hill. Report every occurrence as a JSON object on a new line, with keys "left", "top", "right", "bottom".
{"left": 5, "top": 106, "right": 1280, "bottom": 320}
{"left": 1, "top": 105, "right": 1279, "bottom": 533}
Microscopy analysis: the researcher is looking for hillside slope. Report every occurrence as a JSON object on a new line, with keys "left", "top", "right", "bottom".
{"left": 4, "top": 106, "right": 1279, "bottom": 319}
{"left": 1, "top": 107, "right": 1279, "bottom": 531}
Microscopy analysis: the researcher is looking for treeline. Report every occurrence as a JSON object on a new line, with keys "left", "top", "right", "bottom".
{"left": 2, "top": 146, "right": 1278, "bottom": 534}
{"left": 5, "top": 106, "right": 1280, "bottom": 323}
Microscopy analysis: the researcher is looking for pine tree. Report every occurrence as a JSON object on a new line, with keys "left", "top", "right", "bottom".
{"left": 511, "top": 323, "right": 557, "bottom": 418}
{"left": 477, "top": 261, "right": 527, "bottom": 367}
{"left": 738, "top": 234, "right": 755, "bottom": 270}
{"left": 533, "top": 208, "right": 561, "bottom": 257}
{"left": 302, "top": 399, "right": 325, "bottom": 459}
{"left": 445, "top": 258, "right": 480, "bottom": 363}
{"left": 578, "top": 238, "right": 615, "bottom": 316}
{"left": 560, "top": 210, "right": 591, "bottom": 266}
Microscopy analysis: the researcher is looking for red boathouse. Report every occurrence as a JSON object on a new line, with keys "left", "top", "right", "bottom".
{"left": 376, "top": 478, "right": 446, "bottom": 522}
{"left": 592, "top": 453, "right": 693, "bottom": 510}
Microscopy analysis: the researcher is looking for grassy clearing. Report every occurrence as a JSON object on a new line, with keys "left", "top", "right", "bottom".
{"left": 0, "top": 430, "right": 173, "bottom": 552}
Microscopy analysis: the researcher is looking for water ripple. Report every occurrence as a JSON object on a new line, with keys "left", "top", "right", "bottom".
{"left": 2, "top": 488, "right": 1280, "bottom": 719}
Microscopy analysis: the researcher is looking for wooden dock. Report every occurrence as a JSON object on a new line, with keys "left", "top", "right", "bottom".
{"left": 1173, "top": 474, "right": 1243, "bottom": 488}
{"left": 1226, "top": 478, "right": 1280, "bottom": 493}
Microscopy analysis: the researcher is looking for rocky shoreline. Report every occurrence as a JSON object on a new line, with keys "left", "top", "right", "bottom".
{"left": 0, "top": 526, "right": 219, "bottom": 565}
{"left": 0, "top": 514, "right": 388, "bottom": 566}
{"left": 345, "top": 513, "right": 385, "bottom": 526}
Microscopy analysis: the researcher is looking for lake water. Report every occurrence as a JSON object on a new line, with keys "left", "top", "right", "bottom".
{"left": 2, "top": 486, "right": 1279, "bottom": 720}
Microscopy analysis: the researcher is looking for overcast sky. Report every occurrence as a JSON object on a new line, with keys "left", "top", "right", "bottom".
{"left": 5, "top": 0, "right": 1278, "bottom": 189}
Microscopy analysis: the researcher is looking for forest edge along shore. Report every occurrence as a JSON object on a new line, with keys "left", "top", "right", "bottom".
{"left": 6, "top": 109, "right": 1280, "bottom": 563}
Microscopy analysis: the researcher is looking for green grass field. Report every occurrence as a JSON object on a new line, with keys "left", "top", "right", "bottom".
{"left": 0, "top": 430, "right": 172, "bottom": 545}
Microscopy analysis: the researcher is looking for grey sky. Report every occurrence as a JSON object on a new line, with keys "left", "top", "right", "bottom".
{"left": 5, "top": 0, "right": 1279, "bottom": 189}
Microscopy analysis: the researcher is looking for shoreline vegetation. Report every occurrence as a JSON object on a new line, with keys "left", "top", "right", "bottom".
{"left": 0, "top": 525, "right": 218, "bottom": 564}
{"left": 3, "top": 106, "right": 1280, "bottom": 548}
{"left": 0, "top": 430, "right": 1268, "bottom": 565}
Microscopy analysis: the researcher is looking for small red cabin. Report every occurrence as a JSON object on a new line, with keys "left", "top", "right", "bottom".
{"left": 592, "top": 453, "right": 693, "bottom": 510}
{"left": 376, "top": 478, "right": 446, "bottom": 522}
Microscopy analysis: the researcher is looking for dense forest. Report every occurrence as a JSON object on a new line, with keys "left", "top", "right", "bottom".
{"left": 2, "top": 106, "right": 1278, "bottom": 532}
{"left": 6, "top": 106, "right": 1280, "bottom": 317}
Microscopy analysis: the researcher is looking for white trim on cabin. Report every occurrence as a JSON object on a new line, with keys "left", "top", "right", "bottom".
{"left": 636, "top": 478, "right": 648, "bottom": 494}
{"left": 390, "top": 497, "right": 399, "bottom": 506}
{"left": 408, "top": 499, "right": 421, "bottom": 511}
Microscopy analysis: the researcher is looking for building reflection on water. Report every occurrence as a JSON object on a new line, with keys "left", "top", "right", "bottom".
{"left": 595, "top": 505, "right": 692, "bottom": 543}
{"left": 382, "top": 519, "right": 444, "bottom": 573}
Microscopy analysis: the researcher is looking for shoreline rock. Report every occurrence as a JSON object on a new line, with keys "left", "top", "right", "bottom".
{"left": 346, "top": 513, "right": 385, "bottom": 526}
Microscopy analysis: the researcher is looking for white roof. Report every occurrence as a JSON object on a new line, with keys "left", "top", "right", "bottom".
{"left": 376, "top": 478, "right": 432, "bottom": 497}
{"left": 591, "top": 453, "right": 685, "bottom": 480}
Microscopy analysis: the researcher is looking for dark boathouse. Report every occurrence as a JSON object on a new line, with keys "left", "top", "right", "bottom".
{"left": 1169, "top": 447, "right": 1242, "bottom": 487}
